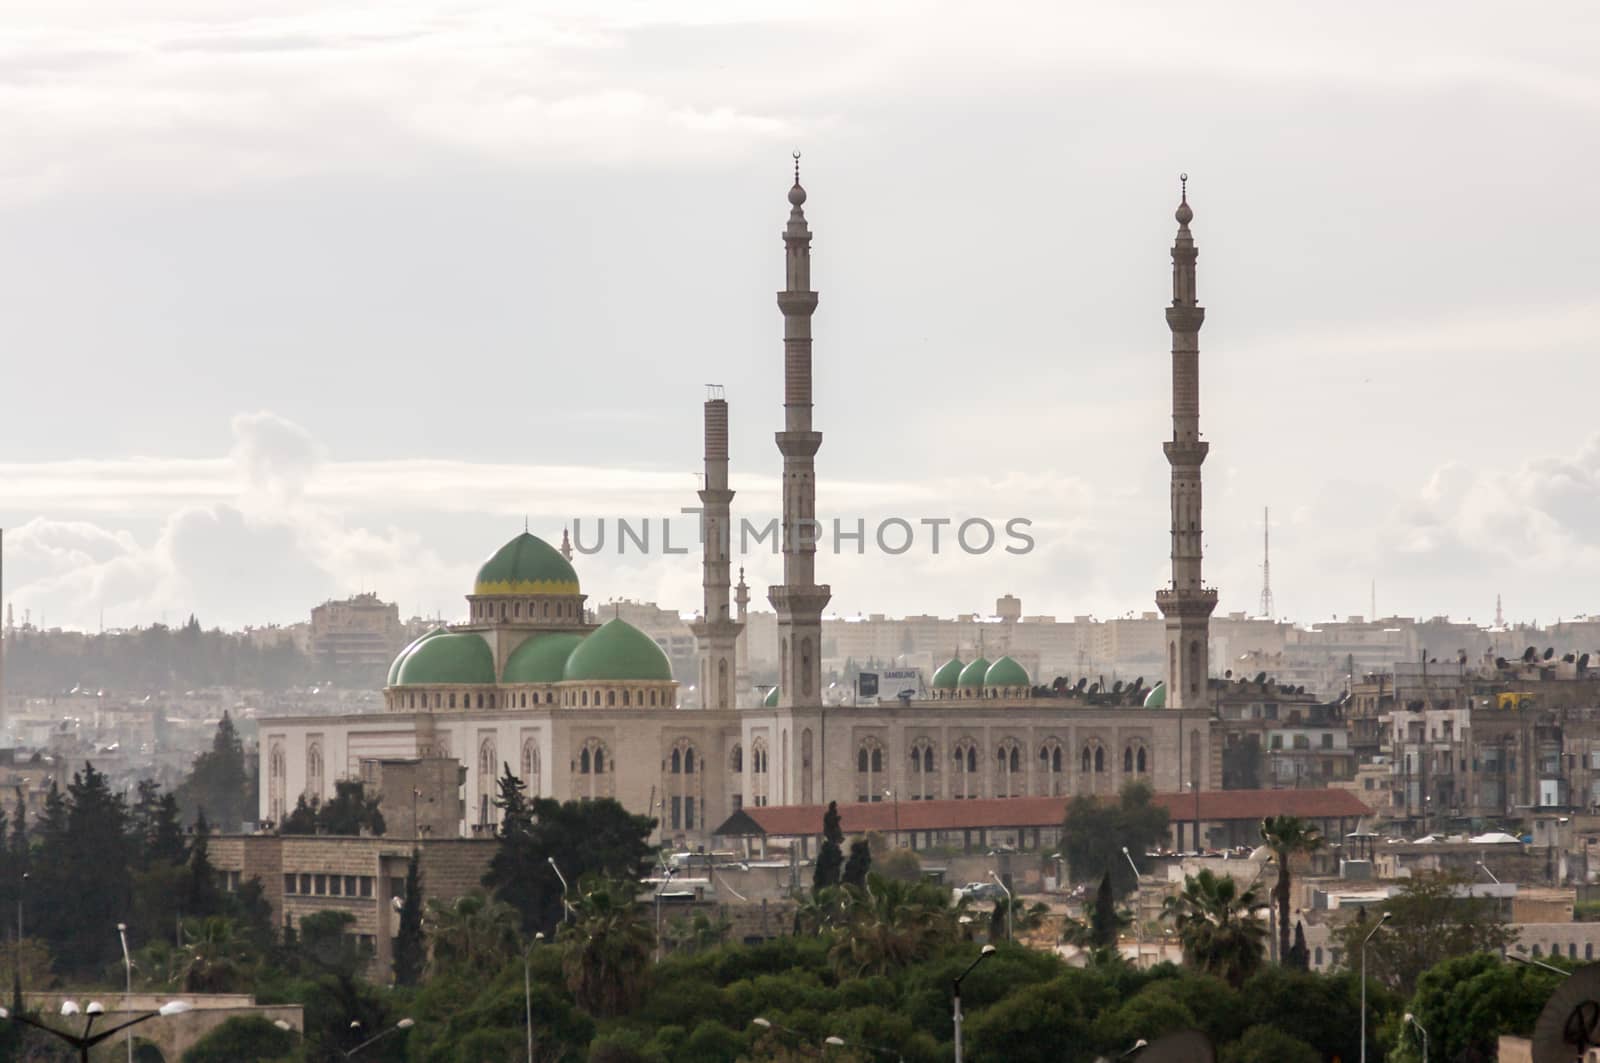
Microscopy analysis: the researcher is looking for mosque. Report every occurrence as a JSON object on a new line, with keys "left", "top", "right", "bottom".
{"left": 259, "top": 167, "right": 1221, "bottom": 850}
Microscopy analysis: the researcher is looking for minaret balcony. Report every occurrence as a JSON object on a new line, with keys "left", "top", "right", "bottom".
{"left": 1163, "top": 440, "right": 1209, "bottom": 464}
{"left": 1155, "top": 587, "right": 1219, "bottom": 618}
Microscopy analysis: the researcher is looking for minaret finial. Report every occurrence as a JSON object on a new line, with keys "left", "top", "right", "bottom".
{"left": 524, "top": 515, "right": 529, "bottom": 533}
{"left": 793, "top": 150, "right": 801, "bottom": 185}
{"left": 1175, "top": 173, "right": 1193, "bottom": 227}
{"left": 1180, "top": 172, "right": 1188, "bottom": 202}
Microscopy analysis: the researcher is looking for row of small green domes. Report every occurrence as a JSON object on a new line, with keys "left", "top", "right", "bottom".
{"left": 388, "top": 618, "right": 673, "bottom": 687}
{"left": 931, "top": 655, "right": 1030, "bottom": 689}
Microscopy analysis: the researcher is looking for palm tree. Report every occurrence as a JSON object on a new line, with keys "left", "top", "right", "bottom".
{"left": 827, "top": 873, "right": 956, "bottom": 978}
{"left": 1162, "top": 868, "right": 1266, "bottom": 987}
{"left": 1260, "top": 815, "right": 1323, "bottom": 966}
{"left": 177, "top": 916, "right": 254, "bottom": 992}
{"left": 559, "top": 878, "right": 654, "bottom": 1017}
{"left": 423, "top": 892, "right": 522, "bottom": 978}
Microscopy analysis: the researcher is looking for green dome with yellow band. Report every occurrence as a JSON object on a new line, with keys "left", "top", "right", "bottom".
{"left": 474, "top": 532, "right": 580, "bottom": 597}
{"left": 503, "top": 632, "right": 585, "bottom": 684}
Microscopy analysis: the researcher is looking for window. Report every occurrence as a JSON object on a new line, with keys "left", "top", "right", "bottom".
{"left": 330, "top": 876, "right": 343, "bottom": 897}
{"left": 731, "top": 744, "right": 743, "bottom": 772}
{"left": 580, "top": 748, "right": 591, "bottom": 774}
{"left": 360, "top": 877, "right": 374, "bottom": 898}
{"left": 285, "top": 874, "right": 297, "bottom": 894}
{"left": 390, "top": 877, "right": 405, "bottom": 899}
{"left": 1094, "top": 747, "right": 1105, "bottom": 773}
{"left": 1321, "top": 733, "right": 1334, "bottom": 749}
{"left": 300, "top": 874, "right": 312, "bottom": 895}
{"left": 315, "top": 874, "right": 327, "bottom": 895}
{"left": 345, "top": 875, "right": 357, "bottom": 896}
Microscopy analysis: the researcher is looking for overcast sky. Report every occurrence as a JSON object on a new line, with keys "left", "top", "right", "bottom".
{"left": 2, "top": 1, "right": 1599, "bottom": 632}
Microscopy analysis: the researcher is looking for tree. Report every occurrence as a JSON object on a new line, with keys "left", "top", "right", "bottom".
{"left": 1332, "top": 873, "right": 1514, "bottom": 996}
{"left": 484, "top": 795, "right": 656, "bottom": 937}
{"left": 36, "top": 763, "right": 133, "bottom": 972}
{"left": 1260, "top": 815, "right": 1322, "bottom": 965}
{"left": 1060, "top": 783, "right": 1170, "bottom": 897}
{"left": 180, "top": 1015, "right": 296, "bottom": 1063}
{"left": 183, "top": 809, "right": 223, "bottom": 919}
{"left": 841, "top": 839, "right": 872, "bottom": 889}
{"left": 316, "top": 780, "right": 386, "bottom": 836}
{"left": 1391, "top": 950, "right": 1565, "bottom": 1063}
{"left": 393, "top": 849, "right": 426, "bottom": 987}
{"left": 1287, "top": 919, "right": 1309, "bottom": 970}
{"left": 1091, "top": 872, "right": 1122, "bottom": 952}
{"left": 280, "top": 794, "right": 319, "bottom": 835}
{"left": 813, "top": 801, "right": 844, "bottom": 892}
{"left": 1163, "top": 869, "right": 1266, "bottom": 987}
{"left": 181, "top": 713, "right": 251, "bottom": 831}
{"left": 178, "top": 916, "right": 255, "bottom": 993}
{"left": 828, "top": 873, "right": 956, "bottom": 978}
{"left": 1220, "top": 1024, "right": 1319, "bottom": 1063}
{"left": 559, "top": 878, "right": 654, "bottom": 1017}
{"left": 424, "top": 893, "right": 522, "bottom": 979}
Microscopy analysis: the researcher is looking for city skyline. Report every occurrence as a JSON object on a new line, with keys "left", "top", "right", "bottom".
{"left": 4, "top": 2, "right": 1600, "bottom": 630}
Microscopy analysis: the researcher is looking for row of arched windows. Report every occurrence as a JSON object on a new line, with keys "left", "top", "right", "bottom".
{"left": 470, "top": 598, "right": 580, "bottom": 621}
{"left": 390, "top": 685, "right": 670, "bottom": 710}
{"left": 853, "top": 736, "right": 1153, "bottom": 799}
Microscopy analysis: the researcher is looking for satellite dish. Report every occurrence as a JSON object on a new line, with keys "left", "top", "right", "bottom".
{"left": 1135, "top": 1030, "right": 1215, "bottom": 1062}
{"left": 1531, "top": 964, "right": 1600, "bottom": 1063}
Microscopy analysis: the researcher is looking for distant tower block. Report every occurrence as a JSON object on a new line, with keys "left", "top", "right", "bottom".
{"left": 1258, "top": 507, "right": 1275, "bottom": 618}
{"left": 1154, "top": 175, "right": 1218, "bottom": 711}
{"left": 690, "top": 387, "right": 742, "bottom": 710}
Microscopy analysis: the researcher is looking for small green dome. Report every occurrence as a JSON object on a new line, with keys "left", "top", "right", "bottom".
{"left": 1143, "top": 681, "right": 1167, "bottom": 709}
{"left": 563, "top": 619, "right": 673, "bottom": 682}
{"left": 932, "top": 658, "right": 965, "bottom": 690}
{"left": 475, "top": 532, "right": 580, "bottom": 596}
{"left": 957, "top": 657, "right": 991, "bottom": 688}
{"left": 984, "top": 656, "right": 1029, "bottom": 688}
{"left": 764, "top": 686, "right": 780, "bottom": 707}
{"left": 395, "top": 632, "right": 495, "bottom": 685}
{"left": 503, "top": 633, "right": 585, "bottom": 684}
{"left": 388, "top": 627, "right": 447, "bottom": 685}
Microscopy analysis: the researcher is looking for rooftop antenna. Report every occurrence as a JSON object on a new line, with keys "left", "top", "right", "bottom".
{"left": 1495, "top": 593, "right": 1504, "bottom": 628}
{"left": 1258, "top": 507, "right": 1274, "bottom": 618}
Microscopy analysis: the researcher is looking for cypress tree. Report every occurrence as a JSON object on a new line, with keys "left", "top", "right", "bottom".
{"left": 841, "top": 839, "right": 872, "bottom": 888}
{"left": 813, "top": 801, "right": 845, "bottom": 891}
{"left": 392, "top": 850, "right": 426, "bottom": 986}
{"left": 1091, "top": 871, "right": 1119, "bottom": 951}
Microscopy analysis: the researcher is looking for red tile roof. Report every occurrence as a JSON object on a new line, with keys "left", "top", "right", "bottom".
{"left": 713, "top": 789, "right": 1372, "bottom": 838}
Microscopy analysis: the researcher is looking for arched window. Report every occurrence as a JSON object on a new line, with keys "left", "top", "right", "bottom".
{"left": 751, "top": 737, "right": 770, "bottom": 807}
{"left": 1189, "top": 639, "right": 1201, "bottom": 697}
{"left": 1094, "top": 747, "right": 1105, "bottom": 773}
{"left": 1124, "top": 747, "right": 1134, "bottom": 773}
{"left": 607, "top": 690, "right": 616, "bottom": 707}
{"left": 581, "top": 690, "right": 589, "bottom": 707}
{"left": 622, "top": 689, "right": 630, "bottom": 707}
{"left": 521, "top": 739, "right": 541, "bottom": 797}
{"left": 996, "top": 739, "right": 1023, "bottom": 798}
{"left": 1137, "top": 747, "right": 1148, "bottom": 773}
{"left": 666, "top": 739, "right": 700, "bottom": 832}
{"left": 1081, "top": 746, "right": 1092, "bottom": 773}
{"left": 1037, "top": 739, "right": 1064, "bottom": 796}
{"left": 856, "top": 738, "right": 885, "bottom": 801}
{"left": 580, "top": 748, "right": 591, "bottom": 774}
{"left": 575, "top": 739, "right": 612, "bottom": 801}
{"left": 731, "top": 744, "right": 743, "bottom": 772}
{"left": 306, "top": 742, "right": 324, "bottom": 800}
{"left": 478, "top": 739, "right": 498, "bottom": 828}
{"left": 952, "top": 738, "right": 980, "bottom": 799}
{"left": 910, "top": 738, "right": 937, "bottom": 800}
{"left": 595, "top": 748, "right": 605, "bottom": 773}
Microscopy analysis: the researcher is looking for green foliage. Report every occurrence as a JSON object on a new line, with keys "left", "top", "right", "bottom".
{"left": 33, "top": 762, "right": 134, "bottom": 972}
{"left": 1162, "top": 869, "right": 1266, "bottom": 987}
{"left": 1332, "top": 873, "right": 1516, "bottom": 996}
{"left": 393, "top": 849, "right": 426, "bottom": 986}
{"left": 1260, "top": 815, "right": 1323, "bottom": 965}
{"left": 424, "top": 893, "right": 522, "bottom": 979}
{"left": 279, "top": 780, "right": 385, "bottom": 837}
{"left": 1059, "top": 782, "right": 1170, "bottom": 897}
{"left": 1391, "top": 950, "right": 1565, "bottom": 1063}
{"left": 180, "top": 1015, "right": 296, "bottom": 1063}
{"left": 814, "top": 801, "right": 844, "bottom": 892}
{"left": 840, "top": 839, "right": 872, "bottom": 889}
{"left": 1091, "top": 872, "right": 1120, "bottom": 950}
{"left": 876, "top": 847, "right": 921, "bottom": 883}
{"left": 486, "top": 793, "right": 657, "bottom": 937}
{"left": 1219, "top": 1024, "right": 1320, "bottom": 1063}
{"left": 560, "top": 878, "right": 655, "bottom": 1018}
{"left": 2, "top": 621, "right": 315, "bottom": 696}
{"left": 178, "top": 712, "right": 254, "bottom": 831}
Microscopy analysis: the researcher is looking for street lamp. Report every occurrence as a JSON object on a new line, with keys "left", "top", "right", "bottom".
{"left": 547, "top": 857, "right": 571, "bottom": 924}
{"left": 12, "top": 871, "right": 26, "bottom": 1011}
{"left": 884, "top": 789, "right": 900, "bottom": 849}
{"left": 1477, "top": 860, "right": 1501, "bottom": 885}
{"left": 343, "top": 1017, "right": 414, "bottom": 1059}
{"left": 952, "top": 944, "right": 997, "bottom": 1063}
{"left": 1507, "top": 950, "right": 1569, "bottom": 976}
{"left": 987, "top": 871, "right": 1012, "bottom": 943}
{"left": 524, "top": 931, "right": 545, "bottom": 1063}
{"left": 1404, "top": 1012, "right": 1429, "bottom": 1062}
{"left": 824, "top": 1032, "right": 904, "bottom": 1062}
{"left": 0, "top": 998, "right": 192, "bottom": 1063}
{"left": 1359, "top": 912, "right": 1391, "bottom": 1063}
{"left": 1122, "top": 846, "right": 1143, "bottom": 968}
{"left": 117, "top": 922, "right": 133, "bottom": 1063}
{"left": 655, "top": 868, "right": 677, "bottom": 963}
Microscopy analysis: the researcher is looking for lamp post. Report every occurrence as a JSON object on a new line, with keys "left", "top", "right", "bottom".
{"left": 1121, "top": 846, "right": 1143, "bottom": 968}
{"left": 524, "top": 931, "right": 544, "bottom": 1063}
{"left": 547, "top": 857, "right": 571, "bottom": 924}
{"left": 1404, "top": 1012, "right": 1429, "bottom": 1062}
{"left": 987, "top": 871, "right": 1012, "bottom": 943}
{"left": 117, "top": 922, "right": 133, "bottom": 1063}
{"left": 1477, "top": 860, "right": 1501, "bottom": 885}
{"left": 824, "top": 1032, "right": 905, "bottom": 1062}
{"left": 952, "top": 944, "right": 996, "bottom": 1063}
{"left": 1359, "top": 911, "right": 1391, "bottom": 1063}
{"left": 13, "top": 871, "right": 26, "bottom": 1012}
{"left": 752, "top": 1016, "right": 817, "bottom": 1056}
{"left": 1, "top": 998, "right": 192, "bottom": 1063}
{"left": 884, "top": 789, "right": 900, "bottom": 849}
{"left": 654, "top": 868, "right": 677, "bottom": 962}
{"left": 343, "top": 1017, "right": 414, "bottom": 1059}
{"left": 1507, "top": 951, "right": 1570, "bottom": 976}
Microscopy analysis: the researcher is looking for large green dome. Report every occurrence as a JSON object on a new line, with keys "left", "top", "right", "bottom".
{"left": 395, "top": 632, "right": 496, "bottom": 685}
{"left": 474, "top": 532, "right": 580, "bottom": 596}
{"left": 388, "top": 627, "right": 447, "bottom": 685}
{"left": 563, "top": 619, "right": 673, "bottom": 682}
{"left": 1143, "top": 681, "right": 1167, "bottom": 709}
{"left": 957, "top": 657, "right": 991, "bottom": 688}
{"left": 503, "top": 632, "right": 585, "bottom": 684}
{"left": 984, "top": 656, "right": 1029, "bottom": 688}
{"left": 931, "top": 658, "right": 964, "bottom": 690}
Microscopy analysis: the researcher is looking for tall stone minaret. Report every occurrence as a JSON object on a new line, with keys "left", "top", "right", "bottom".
{"left": 734, "top": 566, "right": 751, "bottom": 702}
{"left": 1155, "top": 176, "right": 1218, "bottom": 710}
{"left": 690, "top": 389, "right": 741, "bottom": 710}
{"left": 768, "top": 156, "right": 830, "bottom": 709}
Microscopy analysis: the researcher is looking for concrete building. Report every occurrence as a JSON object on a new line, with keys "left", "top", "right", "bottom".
{"left": 309, "top": 593, "right": 406, "bottom": 679}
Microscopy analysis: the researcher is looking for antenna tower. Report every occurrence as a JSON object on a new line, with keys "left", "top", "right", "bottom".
{"left": 1257, "top": 507, "right": 1274, "bottom": 618}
